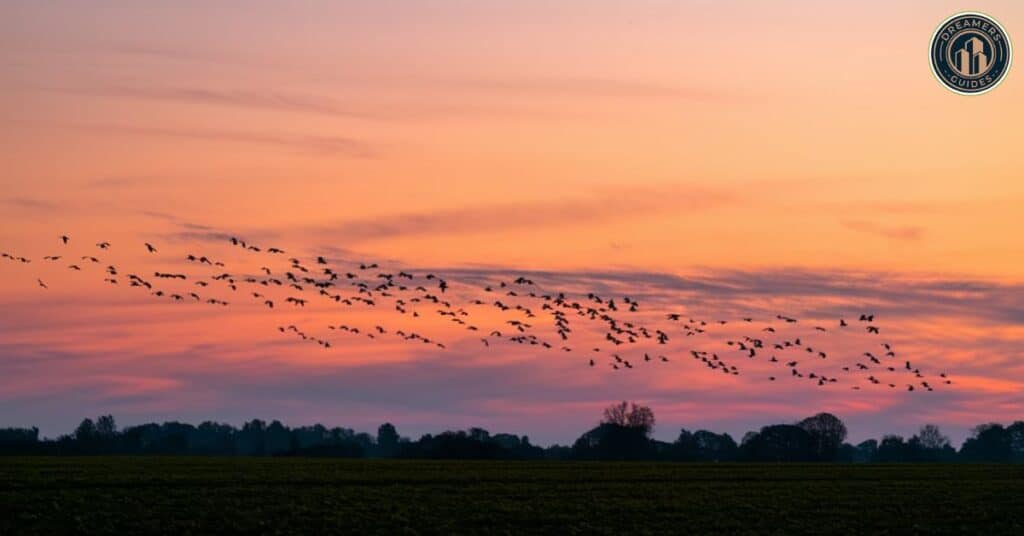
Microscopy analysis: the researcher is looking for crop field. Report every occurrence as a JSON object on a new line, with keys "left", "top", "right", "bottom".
{"left": 2, "top": 458, "right": 1023, "bottom": 534}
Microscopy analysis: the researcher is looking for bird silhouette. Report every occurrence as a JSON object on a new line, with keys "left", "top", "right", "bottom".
{"left": 3, "top": 232, "right": 952, "bottom": 396}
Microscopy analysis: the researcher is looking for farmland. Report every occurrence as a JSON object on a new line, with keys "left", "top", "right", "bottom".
{"left": 2, "top": 458, "right": 1023, "bottom": 534}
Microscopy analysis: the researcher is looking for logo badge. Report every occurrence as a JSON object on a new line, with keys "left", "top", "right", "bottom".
{"left": 930, "top": 12, "right": 1012, "bottom": 95}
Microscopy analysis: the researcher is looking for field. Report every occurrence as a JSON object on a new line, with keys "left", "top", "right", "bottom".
{"left": 2, "top": 458, "right": 1023, "bottom": 535}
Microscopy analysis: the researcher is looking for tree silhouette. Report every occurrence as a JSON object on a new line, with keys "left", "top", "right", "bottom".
{"left": 95, "top": 415, "right": 117, "bottom": 437}
{"left": 960, "top": 424, "right": 1012, "bottom": 462}
{"left": 265, "top": 420, "right": 291, "bottom": 455}
{"left": 74, "top": 418, "right": 96, "bottom": 441}
{"left": 601, "top": 401, "right": 655, "bottom": 435}
{"left": 570, "top": 402, "right": 659, "bottom": 460}
{"left": 796, "top": 413, "right": 847, "bottom": 461}
{"left": 915, "top": 424, "right": 950, "bottom": 450}
{"left": 875, "top": 435, "right": 908, "bottom": 462}
{"left": 740, "top": 425, "right": 814, "bottom": 462}
{"left": 377, "top": 423, "right": 400, "bottom": 456}
{"left": 4, "top": 409, "right": 1024, "bottom": 462}
{"left": 911, "top": 424, "right": 956, "bottom": 461}
{"left": 1008, "top": 422, "right": 1024, "bottom": 463}
{"left": 855, "top": 439, "right": 878, "bottom": 462}
{"left": 672, "top": 429, "right": 738, "bottom": 461}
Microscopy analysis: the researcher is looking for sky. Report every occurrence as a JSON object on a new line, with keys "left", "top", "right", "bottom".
{"left": 1, "top": 1, "right": 1023, "bottom": 445}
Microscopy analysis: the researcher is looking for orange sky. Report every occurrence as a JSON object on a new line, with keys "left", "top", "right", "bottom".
{"left": 1, "top": 1, "right": 1022, "bottom": 443}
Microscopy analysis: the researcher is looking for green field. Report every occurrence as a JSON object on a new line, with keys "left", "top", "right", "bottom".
{"left": 2, "top": 458, "right": 1023, "bottom": 534}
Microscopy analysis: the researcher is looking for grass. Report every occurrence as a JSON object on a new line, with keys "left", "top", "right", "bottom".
{"left": 2, "top": 458, "right": 1023, "bottom": 534}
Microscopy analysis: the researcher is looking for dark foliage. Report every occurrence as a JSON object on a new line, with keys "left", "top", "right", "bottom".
{"left": 397, "top": 428, "right": 546, "bottom": 460}
{"left": 3, "top": 409, "right": 1023, "bottom": 462}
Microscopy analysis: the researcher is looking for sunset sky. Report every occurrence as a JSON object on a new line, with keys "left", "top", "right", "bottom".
{"left": 2, "top": 1, "right": 1023, "bottom": 445}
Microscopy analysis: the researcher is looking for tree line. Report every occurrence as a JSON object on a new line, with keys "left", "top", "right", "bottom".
{"left": 2, "top": 402, "right": 1022, "bottom": 462}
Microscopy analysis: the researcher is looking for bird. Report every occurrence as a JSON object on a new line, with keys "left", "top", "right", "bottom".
{"left": 37, "top": 279, "right": 47, "bottom": 289}
{"left": 60, "top": 235, "right": 70, "bottom": 244}
{"left": 18, "top": 230, "right": 932, "bottom": 396}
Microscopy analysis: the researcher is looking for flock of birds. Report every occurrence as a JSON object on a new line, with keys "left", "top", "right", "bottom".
{"left": 1, "top": 234, "right": 954, "bottom": 393}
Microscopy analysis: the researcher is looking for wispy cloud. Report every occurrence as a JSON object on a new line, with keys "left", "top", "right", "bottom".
{"left": 98, "top": 41, "right": 269, "bottom": 68}
{"left": 439, "top": 75, "right": 732, "bottom": 101}
{"left": 1, "top": 197, "right": 59, "bottom": 211}
{"left": 842, "top": 220, "right": 924, "bottom": 241}
{"left": 149, "top": 218, "right": 251, "bottom": 246}
{"left": 61, "top": 86, "right": 384, "bottom": 120}
{"left": 317, "top": 185, "right": 735, "bottom": 242}
{"left": 85, "top": 123, "right": 376, "bottom": 158}
{"left": 388, "top": 265, "right": 1024, "bottom": 324}
{"left": 87, "top": 176, "right": 148, "bottom": 188}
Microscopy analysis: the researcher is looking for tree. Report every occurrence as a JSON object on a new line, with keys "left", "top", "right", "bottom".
{"left": 0, "top": 427, "right": 40, "bottom": 455}
{"left": 74, "top": 418, "right": 96, "bottom": 441}
{"left": 191, "top": 421, "right": 235, "bottom": 454}
{"left": 855, "top": 439, "right": 878, "bottom": 463}
{"left": 676, "top": 430, "right": 738, "bottom": 462}
{"left": 627, "top": 406, "right": 656, "bottom": 433}
{"left": 601, "top": 401, "right": 655, "bottom": 435}
{"left": 875, "top": 435, "right": 909, "bottom": 462}
{"left": 740, "top": 425, "right": 814, "bottom": 462}
{"left": 0, "top": 427, "right": 38, "bottom": 443}
{"left": 571, "top": 423, "right": 653, "bottom": 460}
{"left": 95, "top": 415, "right": 117, "bottom": 437}
{"left": 1008, "top": 421, "right": 1024, "bottom": 463}
{"left": 797, "top": 413, "right": 848, "bottom": 461}
{"left": 468, "top": 427, "right": 490, "bottom": 442}
{"left": 836, "top": 443, "right": 857, "bottom": 462}
{"left": 377, "top": 423, "right": 399, "bottom": 453}
{"left": 265, "top": 420, "right": 291, "bottom": 455}
{"left": 237, "top": 419, "right": 268, "bottom": 455}
{"left": 960, "top": 423, "right": 1011, "bottom": 462}
{"left": 602, "top": 401, "right": 630, "bottom": 427}
{"left": 915, "top": 424, "right": 950, "bottom": 450}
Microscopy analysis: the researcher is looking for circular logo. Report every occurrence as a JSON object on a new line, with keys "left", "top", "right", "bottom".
{"left": 930, "top": 12, "right": 1012, "bottom": 95}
